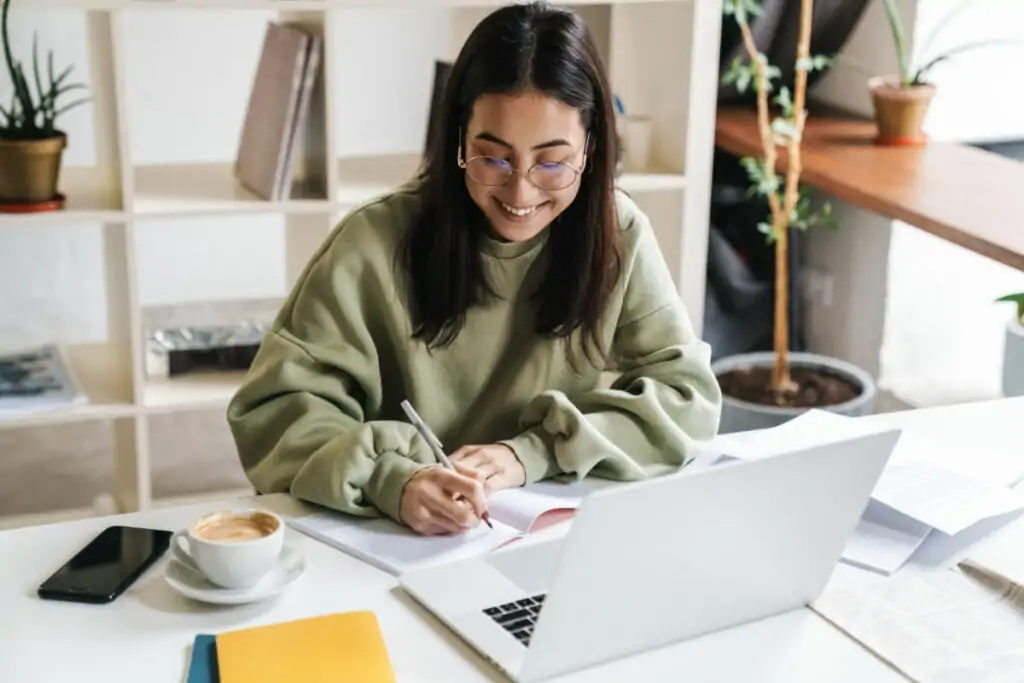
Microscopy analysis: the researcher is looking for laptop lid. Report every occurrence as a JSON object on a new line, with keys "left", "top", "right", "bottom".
{"left": 517, "top": 429, "right": 901, "bottom": 682}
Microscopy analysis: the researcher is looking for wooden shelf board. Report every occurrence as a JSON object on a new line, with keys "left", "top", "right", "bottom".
{"left": 132, "top": 163, "right": 331, "bottom": 217}
{"left": 142, "top": 370, "right": 245, "bottom": 413}
{"left": 0, "top": 166, "right": 124, "bottom": 226}
{"left": 715, "top": 105, "right": 1024, "bottom": 271}
{"left": 618, "top": 169, "right": 687, "bottom": 193}
{"left": 0, "top": 401, "right": 135, "bottom": 431}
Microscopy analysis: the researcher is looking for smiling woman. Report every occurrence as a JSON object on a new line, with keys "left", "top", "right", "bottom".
{"left": 226, "top": 1, "right": 722, "bottom": 537}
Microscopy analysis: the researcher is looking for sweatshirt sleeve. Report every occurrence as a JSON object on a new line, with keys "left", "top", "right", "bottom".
{"left": 226, "top": 206, "right": 435, "bottom": 523}
{"left": 499, "top": 200, "right": 723, "bottom": 483}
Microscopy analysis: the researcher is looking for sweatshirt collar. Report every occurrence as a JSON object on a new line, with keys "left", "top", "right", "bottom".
{"left": 480, "top": 224, "right": 550, "bottom": 259}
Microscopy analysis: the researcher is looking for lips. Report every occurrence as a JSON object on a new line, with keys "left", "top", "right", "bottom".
{"left": 495, "top": 198, "right": 546, "bottom": 222}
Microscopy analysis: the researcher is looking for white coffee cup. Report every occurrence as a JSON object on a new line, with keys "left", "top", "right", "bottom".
{"left": 170, "top": 508, "right": 284, "bottom": 589}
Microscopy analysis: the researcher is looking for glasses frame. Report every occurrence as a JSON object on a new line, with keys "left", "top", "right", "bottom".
{"left": 457, "top": 131, "right": 590, "bottom": 191}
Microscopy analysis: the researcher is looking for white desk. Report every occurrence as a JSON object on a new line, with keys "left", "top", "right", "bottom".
{"left": 3, "top": 396, "right": 1022, "bottom": 683}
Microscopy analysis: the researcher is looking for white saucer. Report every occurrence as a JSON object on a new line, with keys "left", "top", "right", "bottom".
{"left": 164, "top": 545, "right": 306, "bottom": 605}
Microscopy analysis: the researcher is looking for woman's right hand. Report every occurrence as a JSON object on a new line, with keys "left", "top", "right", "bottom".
{"left": 399, "top": 466, "right": 489, "bottom": 535}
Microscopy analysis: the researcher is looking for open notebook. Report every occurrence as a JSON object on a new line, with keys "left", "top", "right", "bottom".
{"left": 288, "top": 479, "right": 608, "bottom": 575}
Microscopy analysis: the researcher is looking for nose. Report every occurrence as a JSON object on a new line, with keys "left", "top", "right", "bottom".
{"left": 505, "top": 169, "right": 539, "bottom": 206}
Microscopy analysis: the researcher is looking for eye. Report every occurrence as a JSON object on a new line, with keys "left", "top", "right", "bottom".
{"left": 537, "top": 162, "right": 566, "bottom": 171}
{"left": 481, "top": 157, "right": 510, "bottom": 168}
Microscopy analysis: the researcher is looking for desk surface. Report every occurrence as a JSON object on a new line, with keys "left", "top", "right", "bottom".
{"left": 3, "top": 396, "right": 1023, "bottom": 683}
{"left": 715, "top": 106, "right": 1024, "bottom": 271}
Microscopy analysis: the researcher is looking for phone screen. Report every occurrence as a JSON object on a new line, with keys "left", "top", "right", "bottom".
{"left": 38, "top": 525, "right": 173, "bottom": 603}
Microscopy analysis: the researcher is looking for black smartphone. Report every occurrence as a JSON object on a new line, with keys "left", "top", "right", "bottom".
{"left": 37, "top": 525, "right": 173, "bottom": 604}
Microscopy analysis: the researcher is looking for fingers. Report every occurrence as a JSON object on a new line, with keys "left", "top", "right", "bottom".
{"left": 449, "top": 445, "right": 484, "bottom": 463}
{"left": 435, "top": 468, "right": 488, "bottom": 517}
{"left": 453, "top": 462, "right": 486, "bottom": 482}
{"left": 404, "top": 501, "right": 470, "bottom": 535}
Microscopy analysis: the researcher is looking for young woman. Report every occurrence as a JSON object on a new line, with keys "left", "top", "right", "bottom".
{"left": 227, "top": 2, "right": 722, "bottom": 536}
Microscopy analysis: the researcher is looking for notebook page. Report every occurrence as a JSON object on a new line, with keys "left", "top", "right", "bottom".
{"left": 488, "top": 479, "right": 611, "bottom": 532}
{"left": 289, "top": 511, "right": 520, "bottom": 576}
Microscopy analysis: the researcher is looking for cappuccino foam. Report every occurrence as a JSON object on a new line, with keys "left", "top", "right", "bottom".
{"left": 194, "top": 511, "right": 278, "bottom": 543}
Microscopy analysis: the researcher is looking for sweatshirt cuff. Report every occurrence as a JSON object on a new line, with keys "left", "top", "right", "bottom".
{"left": 364, "top": 451, "right": 432, "bottom": 523}
{"left": 500, "top": 428, "right": 562, "bottom": 484}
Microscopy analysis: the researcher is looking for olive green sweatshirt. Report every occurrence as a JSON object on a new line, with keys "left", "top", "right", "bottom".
{"left": 226, "top": 184, "right": 722, "bottom": 524}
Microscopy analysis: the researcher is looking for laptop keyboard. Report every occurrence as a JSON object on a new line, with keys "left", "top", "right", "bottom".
{"left": 482, "top": 594, "right": 546, "bottom": 646}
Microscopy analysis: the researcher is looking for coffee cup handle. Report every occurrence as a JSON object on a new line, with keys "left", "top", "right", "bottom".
{"left": 169, "top": 530, "right": 201, "bottom": 573}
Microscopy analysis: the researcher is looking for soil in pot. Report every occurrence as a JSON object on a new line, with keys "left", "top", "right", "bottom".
{"left": 717, "top": 364, "right": 861, "bottom": 408}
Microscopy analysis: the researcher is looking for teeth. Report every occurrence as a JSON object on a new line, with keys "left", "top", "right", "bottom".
{"left": 500, "top": 201, "right": 539, "bottom": 217}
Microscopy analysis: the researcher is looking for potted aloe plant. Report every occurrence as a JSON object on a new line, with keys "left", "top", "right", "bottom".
{"left": 871, "top": 0, "right": 1017, "bottom": 146}
{"left": 715, "top": 0, "right": 876, "bottom": 433}
{"left": 0, "top": 0, "right": 89, "bottom": 206}
{"left": 997, "top": 292, "right": 1024, "bottom": 397}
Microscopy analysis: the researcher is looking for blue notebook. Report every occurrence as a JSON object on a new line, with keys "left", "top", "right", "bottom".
{"left": 186, "top": 634, "right": 219, "bottom": 683}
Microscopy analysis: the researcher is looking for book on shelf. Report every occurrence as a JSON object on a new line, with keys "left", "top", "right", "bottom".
{"left": 288, "top": 477, "right": 612, "bottom": 576}
{"left": 235, "top": 21, "right": 323, "bottom": 202}
{"left": 0, "top": 343, "right": 86, "bottom": 416}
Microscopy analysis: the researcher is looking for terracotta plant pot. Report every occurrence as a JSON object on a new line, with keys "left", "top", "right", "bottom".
{"left": 0, "top": 132, "right": 67, "bottom": 204}
{"left": 868, "top": 76, "right": 935, "bottom": 147}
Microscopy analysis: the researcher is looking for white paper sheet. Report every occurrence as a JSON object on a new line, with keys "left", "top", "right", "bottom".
{"left": 841, "top": 501, "right": 932, "bottom": 576}
{"left": 713, "top": 410, "right": 1024, "bottom": 488}
{"left": 872, "top": 461, "right": 1024, "bottom": 536}
{"left": 487, "top": 479, "right": 599, "bottom": 533}
{"left": 714, "top": 411, "right": 1024, "bottom": 537}
{"left": 812, "top": 567, "right": 1024, "bottom": 682}
{"left": 960, "top": 512, "right": 1024, "bottom": 590}
{"left": 289, "top": 512, "right": 521, "bottom": 576}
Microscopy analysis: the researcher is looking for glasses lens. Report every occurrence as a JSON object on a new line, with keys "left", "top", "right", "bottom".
{"left": 529, "top": 162, "right": 578, "bottom": 191}
{"left": 466, "top": 157, "right": 512, "bottom": 186}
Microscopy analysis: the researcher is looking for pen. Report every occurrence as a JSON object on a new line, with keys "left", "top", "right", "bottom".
{"left": 400, "top": 400, "right": 493, "bottom": 529}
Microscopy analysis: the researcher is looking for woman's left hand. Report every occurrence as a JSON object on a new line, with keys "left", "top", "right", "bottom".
{"left": 449, "top": 444, "right": 526, "bottom": 493}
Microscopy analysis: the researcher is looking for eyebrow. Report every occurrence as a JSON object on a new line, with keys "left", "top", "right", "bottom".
{"left": 474, "top": 131, "right": 572, "bottom": 150}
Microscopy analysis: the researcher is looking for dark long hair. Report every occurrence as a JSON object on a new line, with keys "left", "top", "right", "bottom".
{"left": 402, "top": 1, "right": 621, "bottom": 370}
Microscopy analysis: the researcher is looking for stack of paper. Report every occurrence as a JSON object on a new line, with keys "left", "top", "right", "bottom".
{"left": 712, "top": 410, "right": 1024, "bottom": 575}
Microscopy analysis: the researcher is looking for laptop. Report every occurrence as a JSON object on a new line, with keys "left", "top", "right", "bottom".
{"left": 399, "top": 429, "right": 902, "bottom": 682}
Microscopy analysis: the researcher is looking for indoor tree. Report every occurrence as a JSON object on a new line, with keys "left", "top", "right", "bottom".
{"left": 720, "top": 0, "right": 835, "bottom": 403}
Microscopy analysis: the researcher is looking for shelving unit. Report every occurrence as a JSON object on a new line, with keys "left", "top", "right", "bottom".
{"left": 2, "top": 0, "right": 722, "bottom": 521}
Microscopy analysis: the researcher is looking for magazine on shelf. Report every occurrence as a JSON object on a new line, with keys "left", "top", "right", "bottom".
{"left": 0, "top": 343, "right": 86, "bottom": 416}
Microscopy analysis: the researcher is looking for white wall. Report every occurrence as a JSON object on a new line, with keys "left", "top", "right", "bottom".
{"left": 803, "top": 0, "right": 1024, "bottom": 407}
{"left": 1, "top": 8, "right": 452, "bottom": 348}
{"left": 879, "top": 0, "right": 1024, "bottom": 406}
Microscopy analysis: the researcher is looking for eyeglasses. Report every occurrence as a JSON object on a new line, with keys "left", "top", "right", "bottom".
{"left": 457, "top": 134, "right": 589, "bottom": 191}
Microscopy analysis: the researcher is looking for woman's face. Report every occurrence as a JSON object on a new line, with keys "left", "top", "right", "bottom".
{"left": 462, "top": 89, "right": 588, "bottom": 243}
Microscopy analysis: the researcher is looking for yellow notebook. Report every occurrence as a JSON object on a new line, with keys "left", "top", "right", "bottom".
{"left": 215, "top": 611, "right": 396, "bottom": 683}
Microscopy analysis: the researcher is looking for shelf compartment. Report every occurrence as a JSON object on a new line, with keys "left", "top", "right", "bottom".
{"left": 132, "top": 163, "right": 332, "bottom": 216}
{"left": 336, "top": 153, "right": 423, "bottom": 207}
{"left": 143, "top": 370, "right": 245, "bottom": 413}
{"left": 0, "top": 343, "right": 136, "bottom": 431}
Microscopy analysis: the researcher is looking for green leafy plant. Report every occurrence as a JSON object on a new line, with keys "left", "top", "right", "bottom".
{"left": 721, "top": 0, "right": 836, "bottom": 401}
{"left": 0, "top": 0, "right": 89, "bottom": 141}
{"left": 996, "top": 292, "right": 1024, "bottom": 325}
{"left": 882, "top": 0, "right": 1020, "bottom": 87}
